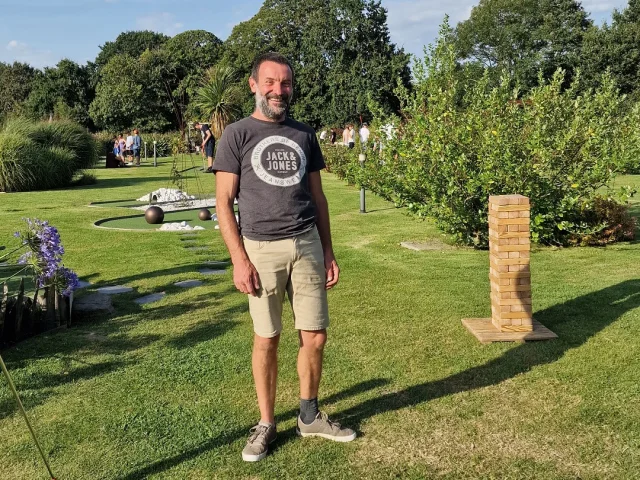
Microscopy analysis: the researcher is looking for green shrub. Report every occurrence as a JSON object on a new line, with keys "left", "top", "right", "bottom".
{"left": 324, "top": 20, "right": 637, "bottom": 247}
{"left": 0, "top": 118, "right": 97, "bottom": 192}
{"left": 0, "top": 133, "right": 40, "bottom": 192}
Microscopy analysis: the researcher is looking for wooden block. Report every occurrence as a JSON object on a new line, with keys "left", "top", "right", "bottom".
{"left": 508, "top": 264, "right": 530, "bottom": 272}
{"left": 499, "top": 311, "right": 533, "bottom": 319}
{"left": 495, "top": 244, "right": 530, "bottom": 252}
{"left": 491, "top": 295, "right": 532, "bottom": 306}
{"left": 489, "top": 217, "right": 529, "bottom": 226}
{"left": 489, "top": 195, "right": 519, "bottom": 206}
{"left": 510, "top": 291, "right": 531, "bottom": 299}
{"left": 518, "top": 224, "right": 529, "bottom": 232}
{"left": 519, "top": 237, "right": 530, "bottom": 245}
{"left": 492, "top": 205, "right": 529, "bottom": 212}
{"left": 491, "top": 257, "right": 530, "bottom": 266}
{"left": 508, "top": 211, "right": 519, "bottom": 219}
{"left": 493, "top": 283, "right": 532, "bottom": 293}
{"left": 519, "top": 197, "right": 530, "bottom": 205}
{"left": 519, "top": 210, "right": 530, "bottom": 218}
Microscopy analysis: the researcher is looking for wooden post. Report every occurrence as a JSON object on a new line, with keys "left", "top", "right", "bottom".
{"left": 462, "top": 195, "right": 557, "bottom": 343}
{"left": 15, "top": 278, "right": 25, "bottom": 340}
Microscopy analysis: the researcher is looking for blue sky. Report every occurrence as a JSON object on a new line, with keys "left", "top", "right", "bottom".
{"left": 0, "top": 0, "right": 630, "bottom": 69}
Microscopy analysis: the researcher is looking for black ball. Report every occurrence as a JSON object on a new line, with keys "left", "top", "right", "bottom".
{"left": 145, "top": 206, "right": 164, "bottom": 224}
{"left": 198, "top": 208, "right": 212, "bottom": 221}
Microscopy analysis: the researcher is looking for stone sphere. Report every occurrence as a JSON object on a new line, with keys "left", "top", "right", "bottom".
{"left": 145, "top": 206, "right": 164, "bottom": 224}
{"left": 198, "top": 208, "right": 212, "bottom": 221}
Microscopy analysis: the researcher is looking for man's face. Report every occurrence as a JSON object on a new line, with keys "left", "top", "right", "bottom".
{"left": 250, "top": 61, "right": 293, "bottom": 120}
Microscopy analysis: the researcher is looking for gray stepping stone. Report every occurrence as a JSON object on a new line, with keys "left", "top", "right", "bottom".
{"left": 73, "top": 293, "right": 114, "bottom": 314}
{"left": 96, "top": 285, "right": 133, "bottom": 294}
{"left": 186, "top": 246, "right": 208, "bottom": 251}
{"left": 77, "top": 280, "right": 92, "bottom": 289}
{"left": 134, "top": 292, "right": 166, "bottom": 304}
{"left": 203, "top": 260, "right": 229, "bottom": 265}
{"left": 174, "top": 280, "right": 203, "bottom": 288}
{"left": 199, "top": 269, "right": 226, "bottom": 275}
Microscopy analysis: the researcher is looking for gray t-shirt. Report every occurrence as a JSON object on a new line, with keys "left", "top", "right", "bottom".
{"left": 213, "top": 116, "right": 325, "bottom": 241}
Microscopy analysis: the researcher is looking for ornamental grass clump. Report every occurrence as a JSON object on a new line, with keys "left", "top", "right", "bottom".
{"left": 0, "top": 118, "right": 97, "bottom": 192}
{"left": 335, "top": 19, "right": 638, "bottom": 247}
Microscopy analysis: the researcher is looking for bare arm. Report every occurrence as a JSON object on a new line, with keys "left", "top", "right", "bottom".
{"left": 309, "top": 171, "right": 339, "bottom": 289}
{"left": 215, "top": 171, "right": 260, "bottom": 295}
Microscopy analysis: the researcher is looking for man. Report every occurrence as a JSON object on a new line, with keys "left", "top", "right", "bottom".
{"left": 214, "top": 52, "right": 356, "bottom": 463}
{"left": 131, "top": 129, "right": 142, "bottom": 166}
{"left": 342, "top": 125, "right": 350, "bottom": 146}
{"left": 195, "top": 121, "right": 215, "bottom": 172}
{"left": 359, "top": 123, "right": 370, "bottom": 146}
{"left": 319, "top": 129, "right": 327, "bottom": 142}
{"left": 125, "top": 132, "right": 134, "bottom": 162}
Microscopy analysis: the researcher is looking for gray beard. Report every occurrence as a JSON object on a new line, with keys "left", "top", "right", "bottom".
{"left": 256, "top": 90, "right": 291, "bottom": 120}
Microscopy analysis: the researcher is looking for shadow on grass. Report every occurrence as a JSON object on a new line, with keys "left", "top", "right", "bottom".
{"left": 117, "top": 280, "right": 639, "bottom": 478}
{"left": 0, "top": 333, "right": 162, "bottom": 420}
{"left": 71, "top": 176, "right": 169, "bottom": 191}
{"left": 116, "top": 378, "right": 390, "bottom": 480}
{"left": 83, "top": 263, "right": 231, "bottom": 290}
{"left": 325, "top": 279, "right": 640, "bottom": 431}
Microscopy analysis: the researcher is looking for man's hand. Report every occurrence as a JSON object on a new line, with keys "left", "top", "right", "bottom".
{"left": 324, "top": 251, "right": 340, "bottom": 289}
{"left": 233, "top": 259, "right": 261, "bottom": 296}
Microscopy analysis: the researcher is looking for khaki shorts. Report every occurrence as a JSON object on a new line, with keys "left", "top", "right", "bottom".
{"left": 243, "top": 227, "right": 329, "bottom": 338}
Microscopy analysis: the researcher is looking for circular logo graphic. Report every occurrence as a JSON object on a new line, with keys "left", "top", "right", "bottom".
{"left": 251, "top": 136, "right": 306, "bottom": 187}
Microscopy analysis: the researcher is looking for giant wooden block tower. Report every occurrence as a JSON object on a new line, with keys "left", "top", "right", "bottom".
{"left": 462, "top": 195, "right": 556, "bottom": 343}
{"left": 488, "top": 194, "right": 533, "bottom": 332}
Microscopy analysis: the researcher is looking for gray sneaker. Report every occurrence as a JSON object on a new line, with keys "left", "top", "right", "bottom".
{"left": 242, "top": 423, "right": 277, "bottom": 462}
{"left": 296, "top": 412, "right": 356, "bottom": 442}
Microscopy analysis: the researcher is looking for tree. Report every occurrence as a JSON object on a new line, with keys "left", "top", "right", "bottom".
{"left": 89, "top": 54, "right": 172, "bottom": 132}
{"left": 221, "top": 0, "right": 410, "bottom": 128}
{"left": 92, "top": 30, "right": 169, "bottom": 71}
{"left": 23, "top": 59, "right": 93, "bottom": 127}
{"left": 193, "top": 66, "right": 245, "bottom": 139}
{"left": 0, "top": 62, "right": 38, "bottom": 122}
{"left": 581, "top": 0, "right": 640, "bottom": 96}
{"left": 456, "top": 0, "right": 592, "bottom": 90}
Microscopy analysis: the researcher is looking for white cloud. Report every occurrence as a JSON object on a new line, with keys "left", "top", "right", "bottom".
{"left": 4, "top": 40, "right": 57, "bottom": 68}
{"left": 136, "top": 12, "right": 184, "bottom": 36}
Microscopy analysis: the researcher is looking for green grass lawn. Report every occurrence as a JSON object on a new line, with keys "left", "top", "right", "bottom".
{"left": 1, "top": 159, "right": 639, "bottom": 479}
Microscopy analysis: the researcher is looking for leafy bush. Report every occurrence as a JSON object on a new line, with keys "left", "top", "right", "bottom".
{"left": 323, "top": 20, "right": 637, "bottom": 247}
{"left": 0, "top": 118, "right": 97, "bottom": 192}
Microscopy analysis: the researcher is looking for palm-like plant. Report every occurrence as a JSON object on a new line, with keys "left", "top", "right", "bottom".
{"left": 194, "top": 66, "right": 245, "bottom": 139}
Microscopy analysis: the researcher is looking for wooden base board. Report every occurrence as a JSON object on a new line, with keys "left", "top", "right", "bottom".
{"left": 461, "top": 318, "right": 557, "bottom": 344}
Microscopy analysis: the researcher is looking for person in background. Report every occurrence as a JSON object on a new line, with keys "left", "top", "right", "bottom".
{"left": 125, "top": 132, "right": 134, "bottom": 162}
{"left": 359, "top": 123, "right": 370, "bottom": 147}
{"left": 132, "top": 129, "right": 142, "bottom": 166}
{"left": 118, "top": 134, "right": 126, "bottom": 163}
{"left": 342, "top": 126, "right": 349, "bottom": 146}
{"left": 330, "top": 128, "right": 336, "bottom": 145}
{"left": 348, "top": 125, "right": 355, "bottom": 149}
{"left": 319, "top": 129, "right": 327, "bottom": 142}
{"left": 195, "top": 122, "right": 215, "bottom": 172}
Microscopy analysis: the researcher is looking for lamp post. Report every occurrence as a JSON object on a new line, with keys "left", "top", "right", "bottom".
{"left": 153, "top": 141, "right": 157, "bottom": 167}
{"left": 359, "top": 153, "right": 366, "bottom": 214}
{"left": 144, "top": 141, "right": 147, "bottom": 163}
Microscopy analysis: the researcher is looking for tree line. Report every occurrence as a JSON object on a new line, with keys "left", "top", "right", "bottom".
{"left": 1, "top": 0, "right": 640, "bottom": 134}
